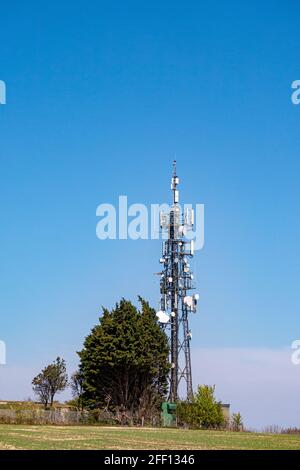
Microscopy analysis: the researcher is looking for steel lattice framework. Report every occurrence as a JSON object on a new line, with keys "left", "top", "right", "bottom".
{"left": 156, "top": 161, "right": 198, "bottom": 402}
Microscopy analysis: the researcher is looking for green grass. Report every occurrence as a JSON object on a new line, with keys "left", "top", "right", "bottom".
{"left": 0, "top": 425, "right": 300, "bottom": 450}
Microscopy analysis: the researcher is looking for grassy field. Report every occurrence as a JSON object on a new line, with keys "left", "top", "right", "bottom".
{"left": 0, "top": 425, "right": 299, "bottom": 450}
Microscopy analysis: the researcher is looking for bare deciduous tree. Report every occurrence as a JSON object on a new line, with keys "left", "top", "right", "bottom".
{"left": 70, "top": 370, "right": 84, "bottom": 410}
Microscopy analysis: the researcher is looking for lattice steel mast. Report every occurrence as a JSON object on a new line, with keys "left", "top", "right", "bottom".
{"left": 156, "top": 161, "right": 198, "bottom": 401}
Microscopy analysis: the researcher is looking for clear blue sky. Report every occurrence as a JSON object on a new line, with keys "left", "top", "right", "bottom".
{"left": 0, "top": 1, "right": 300, "bottom": 427}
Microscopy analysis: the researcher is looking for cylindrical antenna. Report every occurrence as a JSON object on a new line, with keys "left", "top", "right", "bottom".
{"left": 173, "top": 159, "right": 177, "bottom": 177}
{"left": 172, "top": 160, "right": 179, "bottom": 205}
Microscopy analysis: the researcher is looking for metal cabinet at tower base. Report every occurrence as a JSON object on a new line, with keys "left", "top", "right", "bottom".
{"left": 161, "top": 402, "right": 177, "bottom": 427}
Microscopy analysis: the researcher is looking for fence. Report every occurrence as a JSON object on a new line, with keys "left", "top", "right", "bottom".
{"left": 0, "top": 408, "right": 91, "bottom": 425}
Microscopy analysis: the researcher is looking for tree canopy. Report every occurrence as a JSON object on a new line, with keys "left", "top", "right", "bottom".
{"left": 32, "top": 357, "right": 68, "bottom": 409}
{"left": 177, "top": 385, "right": 225, "bottom": 429}
{"left": 78, "top": 298, "right": 170, "bottom": 420}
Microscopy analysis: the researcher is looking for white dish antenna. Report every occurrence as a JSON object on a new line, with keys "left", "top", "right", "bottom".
{"left": 156, "top": 310, "right": 170, "bottom": 324}
{"left": 183, "top": 296, "right": 193, "bottom": 308}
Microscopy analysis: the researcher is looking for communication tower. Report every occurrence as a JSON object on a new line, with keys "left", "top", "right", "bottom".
{"left": 156, "top": 161, "right": 198, "bottom": 401}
